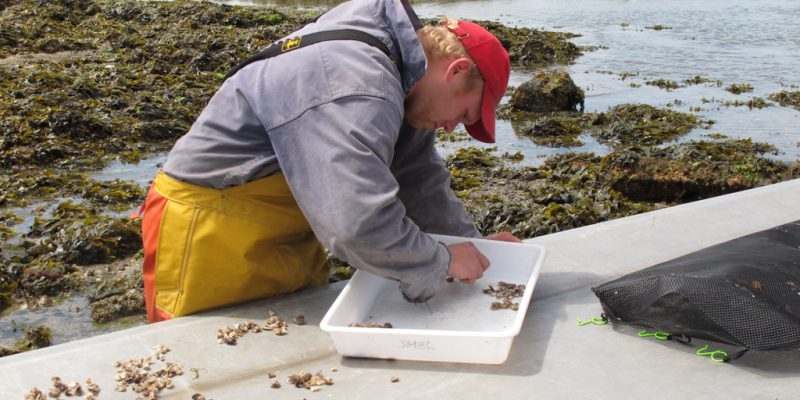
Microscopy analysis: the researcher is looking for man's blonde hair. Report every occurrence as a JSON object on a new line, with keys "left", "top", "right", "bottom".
{"left": 418, "top": 17, "right": 484, "bottom": 91}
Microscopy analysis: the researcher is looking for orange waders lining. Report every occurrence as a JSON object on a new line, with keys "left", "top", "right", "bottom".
{"left": 140, "top": 172, "right": 328, "bottom": 322}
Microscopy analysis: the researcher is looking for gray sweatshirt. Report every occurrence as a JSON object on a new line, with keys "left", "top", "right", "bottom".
{"left": 162, "top": 0, "right": 480, "bottom": 301}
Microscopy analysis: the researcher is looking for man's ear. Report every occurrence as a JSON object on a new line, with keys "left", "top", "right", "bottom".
{"left": 445, "top": 57, "right": 474, "bottom": 81}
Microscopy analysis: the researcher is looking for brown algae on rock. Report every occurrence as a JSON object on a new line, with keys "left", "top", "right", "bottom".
{"left": 591, "top": 104, "right": 698, "bottom": 147}
{"left": 511, "top": 113, "right": 594, "bottom": 148}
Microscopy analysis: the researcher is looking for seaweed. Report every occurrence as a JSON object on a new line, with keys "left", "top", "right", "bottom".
{"left": 0, "top": 262, "right": 18, "bottom": 312}
{"left": 767, "top": 90, "right": 800, "bottom": 111}
{"left": 511, "top": 113, "right": 591, "bottom": 148}
{"left": 606, "top": 139, "right": 791, "bottom": 201}
{"left": 719, "top": 97, "right": 772, "bottom": 109}
{"left": 725, "top": 83, "right": 754, "bottom": 95}
{"left": 0, "top": 0, "right": 319, "bottom": 315}
{"left": 445, "top": 133, "right": 798, "bottom": 239}
{"left": 645, "top": 79, "right": 681, "bottom": 91}
{"left": 14, "top": 325, "right": 52, "bottom": 351}
{"left": 474, "top": 20, "right": 586, "bottom": 67}
{"left": 25, "top": 201, "right": 142, "bottom": 266}
{"left": 591, "top": 104, "right": 698, "bottom": 147}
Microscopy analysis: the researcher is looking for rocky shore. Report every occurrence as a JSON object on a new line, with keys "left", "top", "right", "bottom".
{"left": 1, "top": 0, "right": 799, "bottom": 355}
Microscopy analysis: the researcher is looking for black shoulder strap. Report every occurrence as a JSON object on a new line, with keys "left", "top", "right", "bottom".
{"left": 223, "top": 29, "right": 401, "bottom": 82}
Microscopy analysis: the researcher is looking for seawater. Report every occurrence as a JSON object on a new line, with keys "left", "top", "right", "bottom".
{"left": 248, "top": 0, "right": 800, "bottom": 165}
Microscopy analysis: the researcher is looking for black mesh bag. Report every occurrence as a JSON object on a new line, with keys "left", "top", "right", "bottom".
{"left": 592, "top": 220, "right": 800, "bottom": 360}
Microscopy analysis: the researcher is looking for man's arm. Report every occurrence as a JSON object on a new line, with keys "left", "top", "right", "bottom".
{"left": 390, "top": 123, "right": 482, "bottom": 238}
{"left": 267, "top": 96, "right": 450, "bottom": 302}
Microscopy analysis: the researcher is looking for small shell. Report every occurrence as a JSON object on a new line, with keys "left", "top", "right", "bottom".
{"left": 85, "top": 378, "right": 101, "bottom": 395}
{"left": 25, "top": 388, "right": 46, "bottom": 400}
{"left": 390, "top": 376, "right": 400, "bottom": 383}
{"left": 64, "top": 382, "right": 83, "bottom": 397}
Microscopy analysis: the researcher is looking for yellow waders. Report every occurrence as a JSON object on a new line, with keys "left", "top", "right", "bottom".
{"left": 141, "top": 171, "right": 328, "bottom": 322}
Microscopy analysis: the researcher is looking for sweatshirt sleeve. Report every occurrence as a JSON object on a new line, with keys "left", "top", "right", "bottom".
{"left": 391, "top": 123, "right": 481, "bottom": 238}
{"left": 267, "top": 95, "right": 449, "bottom": 302}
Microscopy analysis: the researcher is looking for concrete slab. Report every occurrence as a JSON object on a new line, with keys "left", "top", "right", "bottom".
{"left": 3, "top": 179, "right": 800, "bottom": 399}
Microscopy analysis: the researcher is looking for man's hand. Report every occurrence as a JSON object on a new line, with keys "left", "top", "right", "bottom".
{"left": 486, "top": 231, "right": 522, "bottom": 243}
{"left": 447, "top": 242, "right": 490, "bottom": 284}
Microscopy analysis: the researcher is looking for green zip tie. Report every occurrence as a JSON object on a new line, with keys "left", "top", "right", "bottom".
{"left": 637, "top": 330, "right": 670, "bottom": 340}
{"left": 696, "top": 345, "right": 729, "bottom": 363}
{"left": 576, "top": 316, "right": 608, "bottom": 326}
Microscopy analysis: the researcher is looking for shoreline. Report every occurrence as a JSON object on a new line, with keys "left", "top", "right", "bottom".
{"left": 1, "top": 0, "right": 799, "bottom": 354}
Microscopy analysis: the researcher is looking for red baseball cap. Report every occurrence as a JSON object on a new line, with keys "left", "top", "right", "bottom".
{"left": 447, "top": 20, "right": 510, "bottom": 143}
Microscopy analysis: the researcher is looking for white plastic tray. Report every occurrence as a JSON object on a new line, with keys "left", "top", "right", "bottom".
{"left": 320, "top": 234, "right": 546, "bottom": 364}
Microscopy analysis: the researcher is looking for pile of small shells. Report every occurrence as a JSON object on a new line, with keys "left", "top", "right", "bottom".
{"left": 348, "top": 322, "right": 393, "bottom": 328}
{"left": 217, "top": 311, "right": 289, "bottom": 345}
{"left": 25, "top": 377, "right": 100, "bottom": 400}
{"left": 264, "top": 315, "right": 288, "bottom": 336}
{"left": 216, "top": 321, "right": 261, "bottom": 345}
{"left": 483, "top": 281, "right": 526, "bottom": 310}
{"left": 287, "top": 371, "right": 334, "bottom": 392}
{"left": 153, "top": 344, "right": 170, "bottom": 361}
{"left": 113, "top": 345, "right": 183, "bottom": 399}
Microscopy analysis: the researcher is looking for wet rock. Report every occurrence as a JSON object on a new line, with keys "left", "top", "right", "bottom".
{"left": 90, "top": 289, "right": 145, "bottom": 323}
{"left": 603, "top": 139, "right": 797, "bottom": 202}
{"left": 510, "top": 70, "right": 585, "bottom": 113}
{"left": 19, "top": 262, "right": 73, "bottom": 298}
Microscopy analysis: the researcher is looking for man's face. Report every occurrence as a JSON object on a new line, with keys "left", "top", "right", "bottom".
{"left": 405, "top": 57, "right": 484, "bottom": 133}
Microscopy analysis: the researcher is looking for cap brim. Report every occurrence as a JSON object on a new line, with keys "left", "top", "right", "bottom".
{"left": 465, "top": 87, "right": 497, "bottom": 143}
